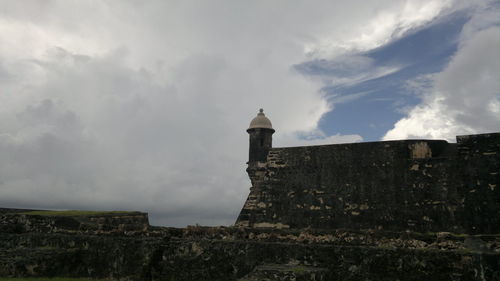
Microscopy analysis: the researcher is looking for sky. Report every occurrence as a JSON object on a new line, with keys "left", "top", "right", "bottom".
{"left": 0, "top": 0, "right": 499, "bottom": 227}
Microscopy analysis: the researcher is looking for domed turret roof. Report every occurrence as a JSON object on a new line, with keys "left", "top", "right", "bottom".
{"left": 248, "top": 109, "right": 274, "bottom": 130}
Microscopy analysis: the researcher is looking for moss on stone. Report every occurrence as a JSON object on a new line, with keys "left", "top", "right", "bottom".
{"left": 19, "top": 210, "right": 137, "bottom": 217}
{"left": 290, "top": 265, "right": 306, "bottom": 273}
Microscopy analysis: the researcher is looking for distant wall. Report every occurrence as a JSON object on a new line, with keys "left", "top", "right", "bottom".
{"left": 236, "top": 133, "right": 500, "bottom": 233}
{"left": 0, "top": 211, "right": 149, "bottom": 233}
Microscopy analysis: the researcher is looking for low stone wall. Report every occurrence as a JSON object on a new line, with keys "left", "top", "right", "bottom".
{"left": 0, "top": 209, "right": 149, "bottom": 233}
{"left": 1, "top": 216, "right": 499, "bottom": 280}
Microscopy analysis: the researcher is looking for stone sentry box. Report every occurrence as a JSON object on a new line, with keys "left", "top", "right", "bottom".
{"left": 236, "top": 110, "right": 500, "bottom": 234}
{"left": 246, "top": 108, "right": 275, "bottom": 165}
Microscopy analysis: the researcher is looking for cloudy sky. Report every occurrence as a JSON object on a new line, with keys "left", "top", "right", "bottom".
{"left": 0, "top": 0, "right": 499, "bottom": 227}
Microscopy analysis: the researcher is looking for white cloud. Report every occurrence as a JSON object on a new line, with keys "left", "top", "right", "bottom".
{"left": 306, "top": 0, "right": 454, "bottom": 58}
{"left": 0, "top": 0, "right": 460, "bottom": 226}
{"left": 296, "top": 54, "right": 402, "bottom": 88}
{"left": 384, "top": 16, "right": 500, "bottom": 141}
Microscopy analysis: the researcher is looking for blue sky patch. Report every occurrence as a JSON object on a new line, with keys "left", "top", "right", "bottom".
{"left": 296, "top": 11, "right": 470, "bottom": 141}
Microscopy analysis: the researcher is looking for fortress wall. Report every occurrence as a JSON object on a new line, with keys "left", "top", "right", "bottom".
{"left": 458, "top": 133, "right": 500, "bottom": 234}
{"left": 237, "top": 133, "right": 500, "bottom": 233}
{"left": 237, "top": 139, "right": 467, "bottom": 232}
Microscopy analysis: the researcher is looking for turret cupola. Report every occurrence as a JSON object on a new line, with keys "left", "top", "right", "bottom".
{"left": 248, "top": 108, "right": 274, "bottom": 131}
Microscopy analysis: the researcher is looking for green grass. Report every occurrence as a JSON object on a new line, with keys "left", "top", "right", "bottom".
{"left": 290, "top": 266, "right": 306, "bottom": 274}
{"left": 0, "top": 277, "right": 109, "bottom": 281}
{"left": 19, "top": 210, "right": 136, "bottom": 217}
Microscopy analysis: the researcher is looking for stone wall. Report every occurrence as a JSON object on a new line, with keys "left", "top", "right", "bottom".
{"left": 0, "top": 209, "right": 149, "bottom": 233}
{"left": 458, "top": 133, "right": 500, "bottom": 234}
{"left": 237, "top": 133, "right": 500, "bottom": 233}
{"left": 1, "top": 216, "right": 499, "bottom": 281}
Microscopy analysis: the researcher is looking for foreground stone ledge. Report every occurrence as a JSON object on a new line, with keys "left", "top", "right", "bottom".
{"left": 237, "top": 264, "right": 330, "bottom": 281}
{"left": 1, "top": 230, "right": 499, "bottom": 280}
{"left": 1, "top": 208, "right": 499, "bottom": 281}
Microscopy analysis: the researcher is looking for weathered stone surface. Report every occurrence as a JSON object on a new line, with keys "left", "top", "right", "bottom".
{"left": 238, "top": 264, "right": 330, "bottom": 281}
{"left": 0, "top": 215, "right": 499, "bottom": 280}
{"left": 237, "top": 133, "right": 500, "bottom": 234}
{"left": 457, "top": 133, "right": 500, "bottom": 234}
